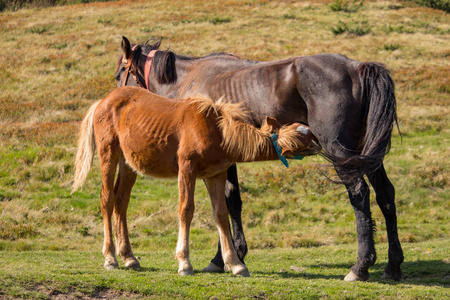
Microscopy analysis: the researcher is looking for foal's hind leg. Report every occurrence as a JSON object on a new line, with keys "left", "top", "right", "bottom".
{"left": 204, "top": 172, "right": 250, "bottom": 277}
{"left": 204, "top": 164, "right": 247, "bottom": 273}
{"left": 367, "top": 164, "right": 403, "bottom": 280}
{"left": 98, "top": 145, "right": 120, "bottom": 270}
{"left": 113, "top": 158, "right": 140, "bottom": 269}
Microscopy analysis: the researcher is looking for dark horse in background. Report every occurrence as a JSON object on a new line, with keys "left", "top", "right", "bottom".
{"left": 113, "top": 36, "right": 403, "bottom": 281}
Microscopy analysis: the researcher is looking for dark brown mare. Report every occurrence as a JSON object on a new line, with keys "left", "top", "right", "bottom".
{"left": 114, "top": 36, "right": 404, "bottom": 281}
{"left": 72, "top": 86, "right": 321, "bottom": 276}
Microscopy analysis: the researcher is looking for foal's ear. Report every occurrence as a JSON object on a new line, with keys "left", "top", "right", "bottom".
{"left": 121, "top": 36, "right": 132, "bottom": 60}
{"left": 265, "top": 116, "right": 283, "bottom": 132}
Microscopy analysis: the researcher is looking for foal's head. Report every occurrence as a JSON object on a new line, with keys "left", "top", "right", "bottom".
{"left": 263, "top": 117, "right": 322, "bottom": 157}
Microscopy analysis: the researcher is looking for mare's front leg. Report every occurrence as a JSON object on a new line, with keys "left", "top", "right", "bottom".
{"left": 205, "top": 172, "right": 250, "bottom": 277}
{"left": 204, "top": 164, "right": 247, "bottom": 273}
{"left": 176, "top": 161, "right": 196, "bottom": 275}
{"left": 367, "top": 164, "right": 403, "bottom": 280}
{"left": 113, "top": 158, "right": 140, "bottom": 269}
{"left": 226, "top": 164, "right": 247, "bottom": 262}
{"left": 337, "top": 170, "right": 376, "bottom": 281}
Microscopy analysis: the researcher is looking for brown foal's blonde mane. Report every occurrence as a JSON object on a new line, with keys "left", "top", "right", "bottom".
{"left": 189, "top": 96, "right": 304, "bottom": 161}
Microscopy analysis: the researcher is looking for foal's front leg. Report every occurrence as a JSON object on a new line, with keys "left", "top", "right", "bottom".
{"left": 176, "top": 161, "right": 196, "bottom": 275}
{"left": 204, "top": 164, "right": 247, "bottom": 273}
{"left": 205, "top": 172, "right": 250, "bottom": 277}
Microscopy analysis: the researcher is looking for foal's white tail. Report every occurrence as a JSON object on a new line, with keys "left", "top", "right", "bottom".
{"left": 72, "top": 100, "right": 101, "bottom": 193}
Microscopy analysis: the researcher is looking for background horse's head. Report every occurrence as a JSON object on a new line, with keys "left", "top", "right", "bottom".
{"left": 114, "top": 36, "right": 177, "bottom": 88}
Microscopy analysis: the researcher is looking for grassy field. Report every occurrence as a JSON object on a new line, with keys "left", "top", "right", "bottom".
{"left": 0, "top": 0, "right": 449, "bottom": 299}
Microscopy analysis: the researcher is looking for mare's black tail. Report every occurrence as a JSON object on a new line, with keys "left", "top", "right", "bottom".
{"left": 324, "top": 62, "right": 399, "bottom": 182}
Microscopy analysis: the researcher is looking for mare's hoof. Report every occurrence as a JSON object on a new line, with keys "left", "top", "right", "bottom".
{"left": 344, "top": 270, "right": 368, "bottom": 282}
{"left": 202, "top": 262, "right": 224, "bottom": 273}
{"left": 381, "top": 272, "right": 402, "bottom": 281}
{"left": 381, "top": 272, "right": 394, "bottom": 280}
{"left": 124, "top": 258, "right": 141, "bottom": 270}
{"left": 179, "top": 269, "right": 194, "bottom": 276}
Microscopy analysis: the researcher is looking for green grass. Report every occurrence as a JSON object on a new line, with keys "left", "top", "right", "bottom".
{"left": 0, "top": 0, "right": 449, "bottom": 298}
{"left": 1, "top": 240, "right": 449, "bottom": 299}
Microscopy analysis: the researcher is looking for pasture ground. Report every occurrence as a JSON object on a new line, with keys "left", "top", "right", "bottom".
{"left": 1, "top": 239, "right": 449, "bottom": 299}
{"left": 0, "top": 0, "right": 449, "bottom": 299}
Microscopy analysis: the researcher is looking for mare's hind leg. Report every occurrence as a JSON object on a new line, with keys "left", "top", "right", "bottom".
{"left": 98, "top": 145, "right": 120, "bottom": 270}
{"left": 336, "top": 170, "right": 376, "bottom": 281}
{"left": 367, "top": 164, "right": 403, "bottom": 280}
{"left": 204, "top": 164, "right": 247, "bottom": 273}
{"left": 113, "top": 158, "right": 140, "bottom": 269}
{"left": 204, "top": 172, "right": 249, "bottom": 277}
{"left": 176, "top": 161, "right": 196, "bottom": 275}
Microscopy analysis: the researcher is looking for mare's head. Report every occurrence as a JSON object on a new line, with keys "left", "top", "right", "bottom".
{"left": 263, "top": 117, "right": 322, "bottom": 157}
{"left": 114, "top": 36, "right": 177, "bottom": 88}
{"left": 115, "top": 36, "right": 240, "bottom": 92}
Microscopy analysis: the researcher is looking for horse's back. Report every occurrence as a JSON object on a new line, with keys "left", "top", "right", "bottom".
{"left": 184, "top": 54, "right": 363, "bottom": 129}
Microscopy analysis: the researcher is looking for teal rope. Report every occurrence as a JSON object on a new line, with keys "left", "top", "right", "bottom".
{"left": 270, "top": 133, "right": 304, "bottom": 168}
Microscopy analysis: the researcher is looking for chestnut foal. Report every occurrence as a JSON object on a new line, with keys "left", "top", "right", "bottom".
{"left": 73, "top": 86, "right": 320, "bottom": 276}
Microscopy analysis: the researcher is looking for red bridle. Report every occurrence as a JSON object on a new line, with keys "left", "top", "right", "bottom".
{"left": 122, "top": 46, "right": 157, "bottom": 89}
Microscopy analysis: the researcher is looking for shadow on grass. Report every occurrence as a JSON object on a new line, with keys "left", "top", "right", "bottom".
{"left": 250, "top": 260, "right": 449, "bottom": 287}
{"left": 118, "top": 266, "right": 164, "bottom": 273}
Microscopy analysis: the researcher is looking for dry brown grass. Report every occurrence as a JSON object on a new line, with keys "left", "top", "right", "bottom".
{"left": 0, "top": 0, "right": 448, "bottom": 253}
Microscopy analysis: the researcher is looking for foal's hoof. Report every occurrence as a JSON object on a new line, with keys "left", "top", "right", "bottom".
{"left": 224, "top": 264, "right": 231, "bottom": 272}
{"left": 124, "top": 258, "right": 141, "bottom": 270}
{"left": 235, "top": 269, "right": 250, "bottom": 277}
{"left": 344, "top": 270, "right": 368, "bottom": 282}
{"left": 232, "top": 264, "right": 250, "bottom": 277}
{"left": 202, "top": 262, "right": 224, "bottom": 273}
{"left": 179, "top": 269, "right": 194, "bottom": 276}
{"left": 104, "top": 262, "right": 119, "bottom": 270}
